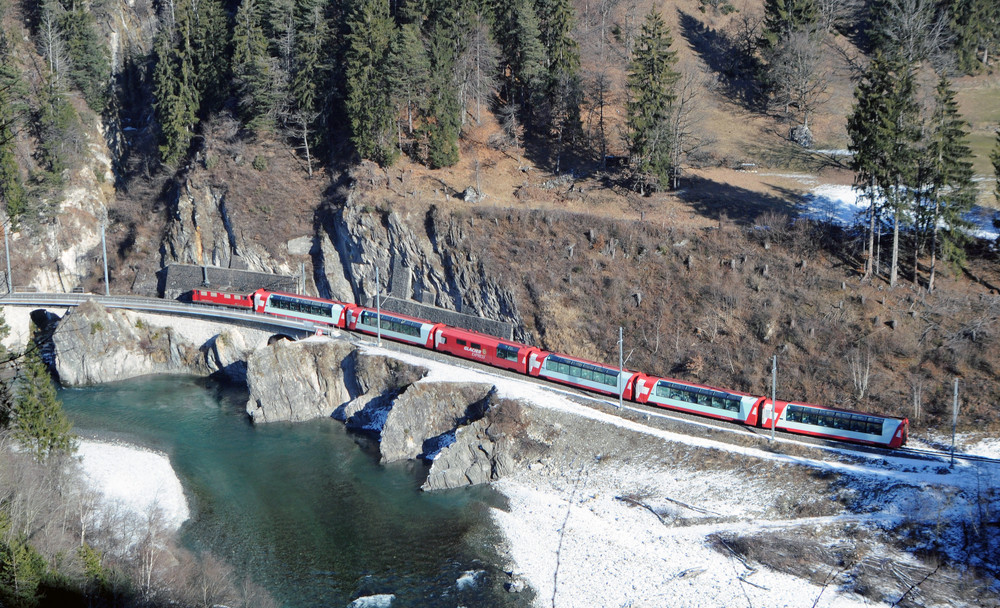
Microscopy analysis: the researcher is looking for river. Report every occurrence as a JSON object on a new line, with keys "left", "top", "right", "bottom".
{"left": 60, "top": 375, "right": 529, "bottom": 608}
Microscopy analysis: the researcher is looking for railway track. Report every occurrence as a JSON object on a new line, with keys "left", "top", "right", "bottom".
{"left": 4, "top": 292, "right": 999, "bottom": 468}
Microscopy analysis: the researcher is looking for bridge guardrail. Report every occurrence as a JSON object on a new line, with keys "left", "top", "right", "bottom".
{"left": 0, "top": 292, "right": 325, "bottom": 336}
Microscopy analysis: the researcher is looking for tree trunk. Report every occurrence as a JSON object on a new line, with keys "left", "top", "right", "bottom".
{"left": 890, "top": 210, "right": 899, "bottom": 288}
{"left": 864, "top": 185, "right": 875, "bottom": 280}
{"left": 929, "top": 195, "right": 940, "bottom": 292}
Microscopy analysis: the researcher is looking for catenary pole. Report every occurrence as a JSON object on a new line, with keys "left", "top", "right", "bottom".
{"left": 375, "top": 265, "right": 382, "bottom": 346}
{"left": 101, "top": 221, "right": 110, "bottom": 296}
{"left": 771, "top": 355, "right": 777, "bottom": 442}
{"left": 951, "top": 378, "right": 959, "bottom": 466}
{"left": 4, "top": 224, "right": 11, "bottom": 295}
{"left": 618, "top": 326, "right": 624, "bottom": 409}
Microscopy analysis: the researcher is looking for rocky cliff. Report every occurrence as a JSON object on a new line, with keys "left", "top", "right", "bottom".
{"left": 316, "top": 197, "right": 525, "bottom": 338}
{"left": 51, "top": 300, "right": 269, "bottom": 385}
{"left": 245, "top": 337, "right": 554, "bottom": 489}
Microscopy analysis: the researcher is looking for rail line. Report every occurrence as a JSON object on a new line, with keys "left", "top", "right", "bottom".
{"left": 3, "top": 292, "right": 998, "bottom": 467}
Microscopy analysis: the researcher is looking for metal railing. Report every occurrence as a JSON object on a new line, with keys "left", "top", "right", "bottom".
{"left": 0, "top": 292, "right": 325, "bottom": 336}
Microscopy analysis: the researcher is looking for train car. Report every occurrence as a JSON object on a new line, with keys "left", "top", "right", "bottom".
{"left": 764, "top": 399, "right": 908, "bottom": 448}
{"left": 634, "top": 375, "right": 765, "bottom": 425}
{"left": 251, "top": 289, "right": 348, "bottom": 328}
{"left": 190, "top": 289, "right": 254, "bottom": 309}
{"left": 345, "top": 306, "right": 443, "bottom": 349}
{"left": 529, "top": 351, "right": 641, "bottom": 399}
{"left": 433, "top": 326, "right": 541, "bottom": 374}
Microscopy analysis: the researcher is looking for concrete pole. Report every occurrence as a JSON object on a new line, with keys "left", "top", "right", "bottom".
{"left": 101, "top": 221, "right": 110, "bottom": 296}
{"left": 4, "top": 224, "right": 11, "bottom": 295}
{"left": 618, "top": 326, "right": 624, "bottom": 409}
{"left": 951, "top": 378, "right": 959, "bottom": 467}
{"left": 375, "top": 265, "right": 382, "bottom": 346}
{"left": 202, "top": 263, "right": 210, "bottom": 287}
{"left": 770, "top": 355, "right": 777, "bottom": 442}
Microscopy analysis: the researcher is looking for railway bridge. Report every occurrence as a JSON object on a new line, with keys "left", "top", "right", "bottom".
{"left": 0, "top": 292, "right": 325, "bottom": 338}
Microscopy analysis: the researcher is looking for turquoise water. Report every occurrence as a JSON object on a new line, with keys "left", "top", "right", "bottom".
{"left": 60, "top": 376, "right": 526, "bottom": 608}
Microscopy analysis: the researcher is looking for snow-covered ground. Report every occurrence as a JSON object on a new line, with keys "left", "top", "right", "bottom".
{"left": 75, "top": 439, "right": 189, "bottom": 531}
{"left": 351, "top": 339, "right": 1000, "bottom": 607}
{"left": 799, "top": 183, "right": 1000, "bottom": 240}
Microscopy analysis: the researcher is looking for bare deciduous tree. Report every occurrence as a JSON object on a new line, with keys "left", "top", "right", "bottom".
{"left": 848, "top": 346, "right": 874, "bottom": 401}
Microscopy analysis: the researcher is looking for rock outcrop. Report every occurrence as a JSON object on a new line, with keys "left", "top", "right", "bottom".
{"left": 245, "top": 337, "right": 554, "bottom": 489}
{"left": 53, "top": 300, "right": 209, "bottom": 385}
{"left": 52, "top": 300, "right": 268, "bottom": 385}
{"left": 245, "top": 339, "right": 356, "bottom": 422}
{"left": 317, "top": 200, "right": 526, "bottom": 338}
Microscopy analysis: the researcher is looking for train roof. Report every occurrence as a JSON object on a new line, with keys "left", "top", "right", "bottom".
{"left": 258, "top": 289, "right": 351, "bottom": 306}
{"left": 543, "top": 351, "right": 638, "bottom": 376}
{"left": 779, "top": 399, "right": 908, "bottom": 423}
{"left": 646, "top": 375, "right": 762, "bottom": 399}
{"left": 436, "top": 324, "right": 533, "bottom": 349}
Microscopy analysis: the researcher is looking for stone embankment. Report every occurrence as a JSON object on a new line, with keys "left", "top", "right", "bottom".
{"left": 34, "top": 300, "right": 552, "bottom": 490}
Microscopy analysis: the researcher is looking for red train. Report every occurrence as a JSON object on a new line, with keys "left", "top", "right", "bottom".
{"left": 190, "top": 288, "right": 909, "bottom": 448}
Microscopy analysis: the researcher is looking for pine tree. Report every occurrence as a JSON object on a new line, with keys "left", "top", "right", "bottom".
{"left": 625, "top": 9, "right": 679, "bottom": 193}
{"left": 290, "top": 0, "right": 331, "bottom": 174}
{"left": 847, "top": 51, "right": 921, "bottom": 286}
{"left": 233, "top": 0, "right": 281, "bottom": 133}
{"left": 12, "top": 337, "right": 75, "bottom": 462}
{"left": 344, "top": 0, "right": 398, "bottom": 165}
{"left": 921, "top": 77, "right": 975, "bottom": 291}
{"left": 390, "top": 22, "right": 430, "bottom": 136}
{"left": 422, "top": 0, "right": 462, "bottom": 168}
{"left": 58, "top": 7, "right": 110, "bottom": 110}
{"left": 536, "top": 0, "right": 580, "bottom": 169}
{"left": 152, "top": 9, "right": 200, "bottom": 166}
{"left": 494, "top": 0, "right": 546, "bottom": 127}
{"left": 760, "top": 0, "right": 817, "bottom": 50}
{"left": 950, "top": 0, "right": 999, "bottom": 73}
{"left": 191, "top": 0, "right": 230, "bottom": 114}
{"left": 0, "top": 50, "right": 27, "bottom": 220}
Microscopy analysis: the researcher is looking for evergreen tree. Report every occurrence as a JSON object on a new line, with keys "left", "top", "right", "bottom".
{"left": 625, "top": 9, "right": 679, "bottom": 192}
{"left": 760, "top": 0, "right": 817, "bottom": 50}
{"left": 344, "top": 0, "right": 398, "bottom": 165}
{"left": 422, "top": 0, "right": 462, "bottom": 168}
{"left": 290, "top": 0, "right": 330, "bottom": 175}
{"left": 191, "top": 0, "right": 230, "bottom": 115}
{"left": 35, "top": 71, "right": 81, "bottom": 187}
{"left": 389, "top": 22, "right": 430, "bottom": 137}
{"left": 950, "top": 0, "right": 999, "bottom": 73}
{"left": 536, "top": 0, "right": 580, "bottom": 169}
{"left": 233, "top": 0, "right": 281, "bottom": 133}
{"left": 494, "top": 0, "right": 546, "bottom": 127}
{"left": 12, "top": 336, "right": 75, "bottom": 462}
{"left": 921, "top": 77, "right": 975, "bottom": 291}
{"left": 455, "top": 10, "right": 498, "bottom": 126}
{"left": 846, "top": 51, "right": 921, "bottom": 286}
{"left": 152, "top": 6, "right": 200, "bottom": 166}
{"left": 59, "top": 7, "right": 110, "bottom": 110}
{"left": 0, "top": 44, "right": 27, "bottom": 221}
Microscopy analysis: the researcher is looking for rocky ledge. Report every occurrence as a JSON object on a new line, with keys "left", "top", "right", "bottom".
{"left": 245, "top": 337, "right": 553, "bottom": 490}
{"left": 41, "top": 300, "right": 554, "bottom": 490}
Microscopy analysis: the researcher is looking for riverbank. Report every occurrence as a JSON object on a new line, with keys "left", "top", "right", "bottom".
{"left": 75, "top": 439, "right": 190, "bottom": 531}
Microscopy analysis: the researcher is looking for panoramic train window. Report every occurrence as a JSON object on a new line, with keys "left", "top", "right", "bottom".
{"left": 497, "top": 344, "right": 519, "bottom": 361}
{"left": 784, "top": 405, "right": 884, "bottom": 435}
{"left": 544, "top": 356, "right": 618, "bottom": 387}
{"left": 360, "top": 311, "right": 421, "bottom": 337}
{"left": 653, "top": 381, "right": 741, "bottom": 413}
{"left": 270, "top": 295, "right": 333, "bottom": 319}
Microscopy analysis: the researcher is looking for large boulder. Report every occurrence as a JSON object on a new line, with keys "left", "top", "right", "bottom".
{"left": 245, "top": 339, "right": 355, "bottom": 422}
{"left": 379, "top": 382, "right": 493, "bottom": 463}
{"left": 53, "top": 300, "right": 209, "bottom": 385}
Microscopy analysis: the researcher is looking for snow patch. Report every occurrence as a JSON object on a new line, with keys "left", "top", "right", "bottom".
{"left": 76, "top": 439, "right": 189, "bottom": 530}
{"left": 456, "top": 569, "right": 483, "bottom": 590}
{"left": 346, "top": 594, "right": 395, "bottom": 608}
